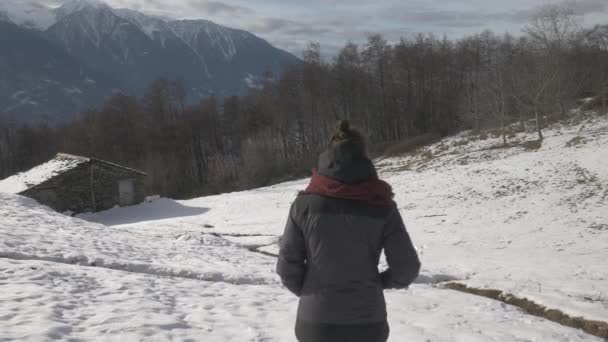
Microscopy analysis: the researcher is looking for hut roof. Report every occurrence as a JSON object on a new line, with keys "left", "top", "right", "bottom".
{"left": 0, "top": 153, "right": 146, "bottom": 194}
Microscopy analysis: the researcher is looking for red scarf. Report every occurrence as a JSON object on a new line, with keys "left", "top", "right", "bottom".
{"left": 301, "top": 169, "right": 395, "bottom": 207}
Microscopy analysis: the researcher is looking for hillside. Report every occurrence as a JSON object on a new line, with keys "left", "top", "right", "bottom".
{"left": 1, "top": 114, "right": 607, "bottom": 340}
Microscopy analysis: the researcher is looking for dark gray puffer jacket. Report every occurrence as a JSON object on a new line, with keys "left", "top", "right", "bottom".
{"left": 276, "top": 144, "right": 421, "bottom": 325}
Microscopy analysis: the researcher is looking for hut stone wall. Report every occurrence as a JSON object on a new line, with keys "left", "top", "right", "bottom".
{"left": 89, "top": 161, "right": 146, "bottom": 212}
{"left": 22, "top": 161, "right": 145, "bottom": 214}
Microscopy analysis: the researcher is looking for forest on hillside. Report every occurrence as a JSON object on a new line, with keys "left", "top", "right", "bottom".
{"left": 1, "top": 4, "right": 607, "bottom": 198}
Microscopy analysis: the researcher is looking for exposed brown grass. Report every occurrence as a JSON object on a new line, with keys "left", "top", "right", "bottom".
{"left": 386, "top": 164, "right": 413, "bottom": 173}
{"left": 566, "top": 136, "right": 588, "bottom": 148}
{"left": 481, "top": 143, "right": 511, "bottom": 151}
{"left": 421, "top": 150, "right": 434, "bottom": 160}
{"left": 522, "top": 140, "right": 543, "bottom": 151}
{"left": 380, "top": 134, "right": 442, "bottom": 157}
{"left": 452, "top": 139, "right": 470, "bottom": 147}
{"left": 444, "top": 283, "right": 608, "bottom": 339}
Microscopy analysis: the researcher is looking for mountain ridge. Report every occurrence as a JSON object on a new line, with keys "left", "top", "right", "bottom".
{"left": 0, "top": 0, "right": 300, "bottom": 123}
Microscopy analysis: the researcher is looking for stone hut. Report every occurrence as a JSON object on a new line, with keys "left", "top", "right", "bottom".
{"left": 0, "top": 153, "right": 146, "bottom": 214}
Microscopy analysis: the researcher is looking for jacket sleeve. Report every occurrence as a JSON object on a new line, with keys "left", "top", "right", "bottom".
{"left": 380, "top": 207, "right": 421, "bottom": 289}
{"left": 276, "top": 203, "right": 307, "bottom": 296}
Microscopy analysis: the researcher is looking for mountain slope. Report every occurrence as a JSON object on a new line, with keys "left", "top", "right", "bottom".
{"left": 168, "top": 19, "right": 298, "bottom": 93}
{"left": 0, "top": 0, "right": 299, "bottom": 123}
{"left": 0, "top": 20, "right": 113, "bottom": 122}
{"left": 45, "top": 5, "right": 206, "bottom": 92}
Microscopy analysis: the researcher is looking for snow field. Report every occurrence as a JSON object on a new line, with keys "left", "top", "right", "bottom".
{"left": 1, "top": 113, "right": 607, "bottom": 340}
{"left": 1, "top": 194, "right": 278, "bottom": 286}
{"left": 0, "top": 258, "right": 598, "bottom": 341}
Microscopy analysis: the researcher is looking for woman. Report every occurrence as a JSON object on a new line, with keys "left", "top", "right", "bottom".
{"left": 277, "top": 121, "right": 421, "bottom": 342}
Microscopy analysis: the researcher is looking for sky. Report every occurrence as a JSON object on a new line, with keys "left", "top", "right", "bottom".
{"left": 42, "top": 0, "right": 608, "bottom": 57}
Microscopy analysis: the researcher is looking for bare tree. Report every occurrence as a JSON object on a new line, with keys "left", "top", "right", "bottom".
{"left": 524, "top": 4, "right": 577, "bottom": 53}
{"left": 487, "top": 34, "right": 515, "bottom": 147}
{"left": 583, "top": 25, "right": 608, "bottom": 114}
{"left": 524, "top": 3, "right": 579, "bottom": 119}
{"left": 4, "top": 16, "right": 599, "bottom": 198}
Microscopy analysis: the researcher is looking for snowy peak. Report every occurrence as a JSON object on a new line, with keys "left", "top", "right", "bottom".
{"left": 113, "top": 8, "right": 168, "bottom": 41}
{"left": 0, "top": 0, "right": 109, "bottom": 30}
{"left": 113, "top": 10, "right": 246, "bottom": 61}
{"left": 49, "top": 4, "right": 128, "bottom": 50}
{"left": 170, "top": 20, "right": 245, "bottom": 61}
{"left": 59, "top": 0, "right": 109, "bottom": 12}
{"left": 55, "top": 0, "right": 110, "bottom": 20}
{"left": 0, "top": 0, "right": 56, "bottom": 30}
{"left": 0, "top": 0, "right": 260, "bottom": 64}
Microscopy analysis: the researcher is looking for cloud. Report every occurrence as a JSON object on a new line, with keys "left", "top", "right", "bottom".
{"left": 387, "top": 9, "right": 498, "bottom": 28}
{"left": 566, "top": 0, "right": 608, "bottom": 15}
{"left": 501, "top": 0, "right": 608, "bottom": 25}
{"left": 380, "top": 0, "right": 608, "bottom": 35}
{"left": 250, "top": 18, "right": 332, "bottom": 36}
{"left": 38, "top": 0, "right": 63, "bottom": 5}
{"left": 29, "top": 0, "right": 608, "bottom": 56}
{"left": 185, "top": 0, "right": 252, "bottom": 16}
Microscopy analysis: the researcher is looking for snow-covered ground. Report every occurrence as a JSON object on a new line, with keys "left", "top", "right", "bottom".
{"left": 1, "top": 114, "right": 607, "bottom": 341}
{"left": 0, "top": 195, "right": 277, "bottom": 286}
{"left": 1, "top": 258, "right": 597, "bottom": 342}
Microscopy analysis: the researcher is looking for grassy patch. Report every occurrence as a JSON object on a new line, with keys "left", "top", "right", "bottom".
{"left": 421, "top": 150, "right": 434, "bottom": 159}
{"left": 452, "top": 139, "right": 470, "bottom": 147}
{"left": 444, "top": 283, "right": 608, "bottom": 339}
{"left": 565, "top": 136, "right": 588, "bottom": 148}
{"left": 574, "top": 166, "right": 599, "bottom": 185}
{"left": 481, "top": 143, "right": 510, "bottom": 151}
{"left": 434, "top": 143, "right": 449, "bottom": 154}
{"left": 522, "top": 140, "right": 543, "bottom": 151}
{"left": 381, "top": 134, "right": 442, "bottom": 157}
{"left": 468, "top": 131, "right": 490, "bottom": 141}
{"left": 457, "top": 157, "right": 470, "bottom": 165}
{"left": 488, "top": 129, "right": 503, "bottom": 139}
{"left": 589, "top": 223, "right": 608, "bottom": 232}
{"left": 390, "top": 164, "right": 413, "bottom": 173}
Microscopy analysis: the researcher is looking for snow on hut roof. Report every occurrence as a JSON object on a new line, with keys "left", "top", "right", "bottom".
{"left": 0, "top": 154, "right": 88, "bottom": 194}
{"left": 0, "top": 153, "right": 146, "bottom": 194}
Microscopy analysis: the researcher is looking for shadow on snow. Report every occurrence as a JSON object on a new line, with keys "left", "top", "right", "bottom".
{"left": 78, "top": 198, "right": 209, "bottom": 226}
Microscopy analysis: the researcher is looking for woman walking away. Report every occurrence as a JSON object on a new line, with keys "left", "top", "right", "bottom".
{"left": 277, "top": 120, "right": 421, "bottom": 342}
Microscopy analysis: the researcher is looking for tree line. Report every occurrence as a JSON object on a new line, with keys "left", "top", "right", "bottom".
{"left": 1, "top": 4, "right": 607, "bottom": 198}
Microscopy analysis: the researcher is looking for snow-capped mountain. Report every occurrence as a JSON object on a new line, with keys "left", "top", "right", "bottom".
{"left": 0, "top": 0, "right": 121, "bottom": 29}
{"left": 0, "top": 0, "right": 299, "bottom": 123}
{"left": 0, "top": 0, "right": 56, "bottom": 30}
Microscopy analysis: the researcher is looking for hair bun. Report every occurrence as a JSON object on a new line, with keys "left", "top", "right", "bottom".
{"left": 330, "top": 120, "right": 366, "bottom": 153}
{"left": 337, "top": 120, "right": 350, "bottom": 133}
